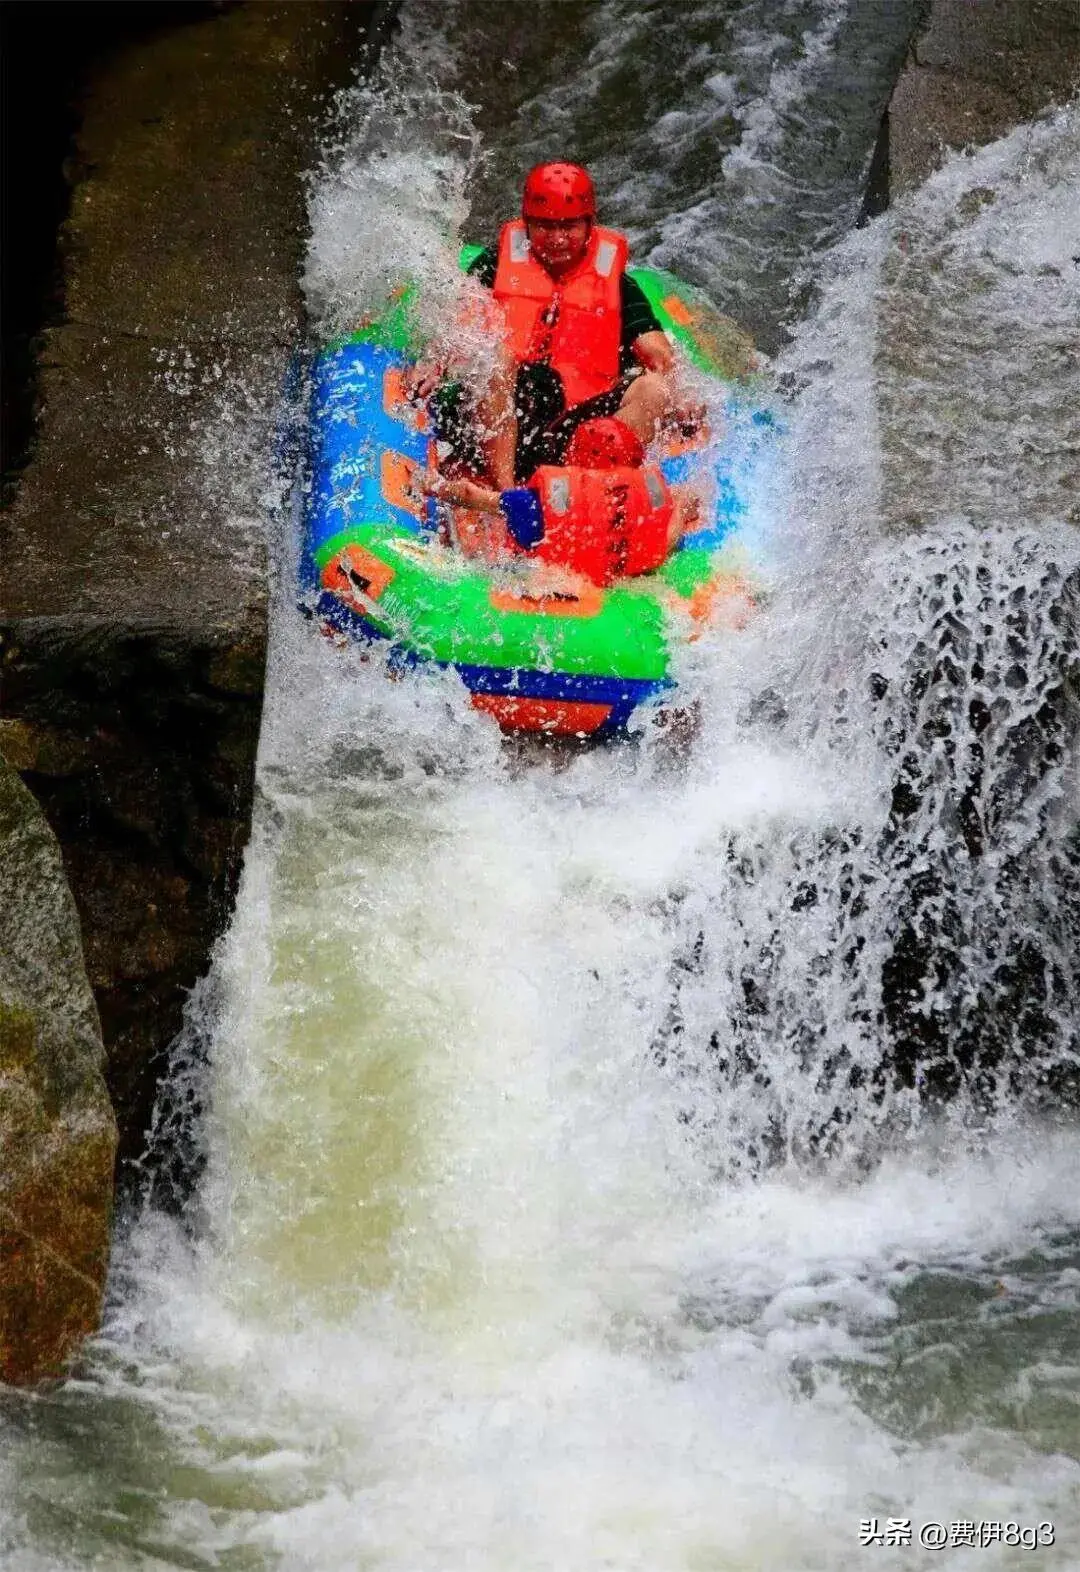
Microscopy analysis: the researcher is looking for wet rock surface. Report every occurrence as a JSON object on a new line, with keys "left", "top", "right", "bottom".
{"left": 879, "top": 1, "right": 1079, "bottom": 537}
{"left": 1, "top": 1, "right": 377, "bottom": 1191}
{"left": 889, "top": 0, "right": 1080, "bottom": 192}
{"left": 0, "top": 756, "right": 117, "bottom": 1385}
{"left": 0, "top": 624, "right": 264, "bottom": 1185}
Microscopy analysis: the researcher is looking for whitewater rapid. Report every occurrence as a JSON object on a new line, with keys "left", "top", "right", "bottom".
{"left": 3, "top": 9, "right": 1079, "bottom": 1570}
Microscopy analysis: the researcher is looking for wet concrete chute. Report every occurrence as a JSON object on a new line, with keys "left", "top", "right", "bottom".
{"left": 1, "top": 0, "right": 1079, "bottom": 1566}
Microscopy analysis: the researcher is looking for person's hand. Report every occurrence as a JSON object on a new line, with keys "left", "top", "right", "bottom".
{"left": 404, "top": 361, "right": 445, "bottom": 402}
{"left": 666, "top": 397, "right": 710, "bottom": 438}
{"left": 415, "top": 467, "right": 447, "bottom": 499}
{"left": 667, "top": 485, "right": 703, "bottom": 549}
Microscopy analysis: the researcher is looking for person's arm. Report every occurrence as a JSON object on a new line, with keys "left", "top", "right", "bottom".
{"left": 405, "top": 360, "right": 448, "bottom": 402}
{"left": 419, "top": 471, "right": 505, "bottom": 514}
{"left": 631, "top": 329, "right": 677, "bottom": 377}
{"left": 632, "top": 329, "right": 709, "bottom": 439}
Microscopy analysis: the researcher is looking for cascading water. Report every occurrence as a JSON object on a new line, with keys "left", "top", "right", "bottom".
{"left": 3, "top": 8, "right": 1079, "bottom": 1570}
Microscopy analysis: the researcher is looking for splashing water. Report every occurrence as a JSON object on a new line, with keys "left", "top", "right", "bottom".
{"left": 302, "top": 55, "right": 483, "bottom": 345}
{"left": 3, "top": 20, "right": 1079, "bottom": 1572}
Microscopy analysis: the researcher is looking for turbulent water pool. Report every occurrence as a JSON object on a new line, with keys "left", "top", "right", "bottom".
{"left": 3, "top": 3, "right": 1079, "bottom": 1568}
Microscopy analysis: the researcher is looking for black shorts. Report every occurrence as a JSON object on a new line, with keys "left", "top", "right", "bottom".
{"left": 525, "top": 368, "right": 639, "bottom": 476}
{"left": 432, "top": 366, "right": 639, "bottom": 484}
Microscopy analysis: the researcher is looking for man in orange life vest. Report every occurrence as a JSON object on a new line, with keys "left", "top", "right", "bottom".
{"left": 412, "top": 161, "right": 692, "bottom": 497}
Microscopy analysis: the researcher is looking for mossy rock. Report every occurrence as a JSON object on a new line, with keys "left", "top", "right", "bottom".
{"left": 0, "top": 755, "right": 118, "bottom": 1384}
{"left": 0, "top": 996, "right": 37, "bottom": 1072}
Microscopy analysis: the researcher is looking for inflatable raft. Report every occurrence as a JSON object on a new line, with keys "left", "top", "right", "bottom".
{"left": 300, "top": 251, "right": 764, "bottom": 738}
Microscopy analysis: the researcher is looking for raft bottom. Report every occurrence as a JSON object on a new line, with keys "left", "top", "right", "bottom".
{"left": 470, "top": 694, "right": 614, "bottom": 736}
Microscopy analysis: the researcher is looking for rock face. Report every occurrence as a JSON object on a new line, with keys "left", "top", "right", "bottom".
{"left": 889, "top": 0, "right": 1080, "bottom": 192}
{"left": 0, "top": 3, "right": 377, "bottom": 1198}
{"left": 0, "top": 757, "right": 117, "bottom": 1384}
{"left": 878, "top": 1, "right": 1080, "bottom": 536}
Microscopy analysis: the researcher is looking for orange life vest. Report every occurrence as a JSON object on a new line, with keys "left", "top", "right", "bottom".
{"left": 493, "top": 220, "right": 628, "bottom": 407}
{"left": 527, "top": 464, "right": 673, "bottom": 586}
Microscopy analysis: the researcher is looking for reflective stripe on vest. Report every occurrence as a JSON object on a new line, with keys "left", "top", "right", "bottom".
{"left": 493, "top": 221, "right": 628, "bottom": 407}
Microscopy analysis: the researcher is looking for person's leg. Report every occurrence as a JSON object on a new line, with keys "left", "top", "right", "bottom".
{"left": 429, "top": 382, "right": 485, "bottom": 477}
{"left": 537, "top": 383, "right": 626, "bottom": 468}
{"left": 513, "top": 365, "right": 566, "bottom": 482}
{"left": 614, "top": 369, "right": 668, "bottom": 446}
{"left": 472, "top": 341, "right": 518, "bottom": 490}
{"left": 538, "top": 371, "right": 667, "bottom": 468}
{"left": 431, "top": 360, "right": 565, "bottom": 489}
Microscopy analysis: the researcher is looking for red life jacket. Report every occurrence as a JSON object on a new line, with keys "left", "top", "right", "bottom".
{"left": 528, "top": 464, "right": 673, "bottom": 585}
{"left": 493, "top": 220, "right": 628, "bottom": 407}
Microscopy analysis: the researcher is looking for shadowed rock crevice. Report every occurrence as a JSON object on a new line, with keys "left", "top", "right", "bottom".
{"left": 0, "top": 1, "right": 239, "bottom": 485}
{"left": 1, "top": 2, "right": 381, "bottom": 1225}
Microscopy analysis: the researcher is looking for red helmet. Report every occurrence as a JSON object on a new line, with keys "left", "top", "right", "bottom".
{"left": 522, "top": 162, "right": 596, "bottom": 221}
{"left": 565, "top": 417, "right": 645, "bottom": 470}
